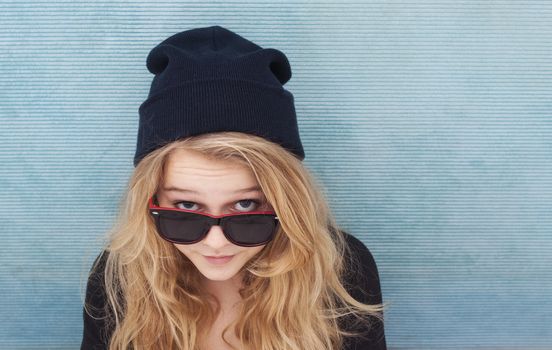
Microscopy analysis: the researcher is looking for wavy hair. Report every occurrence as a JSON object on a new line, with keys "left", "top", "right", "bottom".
{"left": 85, "top": 131, "right": 385, "bottom": 349}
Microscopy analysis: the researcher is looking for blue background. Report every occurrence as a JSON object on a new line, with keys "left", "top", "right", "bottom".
{"left": 1, "top": 1, "right": 551, "bottom": 349}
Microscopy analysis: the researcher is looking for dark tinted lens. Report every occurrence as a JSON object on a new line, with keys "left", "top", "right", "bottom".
{"left": 157, "top": 211, "right": 210, "bottom": 243}
{"left": 224, "top": 215, "right": 277, "bottom": 245}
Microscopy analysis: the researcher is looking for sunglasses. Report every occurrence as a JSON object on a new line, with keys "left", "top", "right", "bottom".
{"left": 148, "top": 196, "right": 279, "bottom": 247}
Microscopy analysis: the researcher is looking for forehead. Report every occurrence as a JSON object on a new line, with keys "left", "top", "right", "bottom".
{"left": 162, "top": 149, "right": 258, "bottom": 193}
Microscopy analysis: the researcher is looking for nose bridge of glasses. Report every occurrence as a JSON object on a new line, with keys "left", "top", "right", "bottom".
{"left": 203, "top": 215, "right": 228, "bottom": 231}
{"left": 213, "top": 217, "right": 224, "bottom": 227}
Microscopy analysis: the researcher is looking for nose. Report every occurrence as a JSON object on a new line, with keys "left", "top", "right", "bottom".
{"left": 202, "top": 224, "right": 232, "bottom": 249}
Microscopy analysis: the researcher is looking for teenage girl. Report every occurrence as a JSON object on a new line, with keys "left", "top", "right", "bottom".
{"left": 81, "top": 25, "right": 387, "bottom": 350}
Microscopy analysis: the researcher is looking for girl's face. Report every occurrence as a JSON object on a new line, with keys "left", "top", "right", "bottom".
{"left": 156, "top": 148, "right": 271, "bottom": 283}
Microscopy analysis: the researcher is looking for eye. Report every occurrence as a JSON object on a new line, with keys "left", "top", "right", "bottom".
{"left": 235, "top": 199, "right": 261, "bottom": 212}
{"left": 174, "top": 201, "right": 199, "bottom": 211}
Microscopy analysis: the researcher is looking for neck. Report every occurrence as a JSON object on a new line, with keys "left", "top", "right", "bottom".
{"left": 202, "top": 272, "right": 244, "bottom": 310}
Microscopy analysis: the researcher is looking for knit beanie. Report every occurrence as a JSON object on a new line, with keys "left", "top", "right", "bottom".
{"left": 134, "top": 25, "right": 304, "bottom": 167}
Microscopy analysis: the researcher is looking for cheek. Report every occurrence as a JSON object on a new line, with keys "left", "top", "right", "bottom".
{"left": 243, "top": 246, "right": 266, "bottom": 261}
{"left": 173, "top": 243, "right": 193, "bottom": 258}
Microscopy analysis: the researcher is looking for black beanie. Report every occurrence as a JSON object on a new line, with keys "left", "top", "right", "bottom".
{"left": 134, "top": 25, "right": 304, "bottom": 167}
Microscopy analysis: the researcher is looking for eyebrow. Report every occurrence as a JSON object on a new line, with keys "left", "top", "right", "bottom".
{"left": 163, "top": 185, "right": 262, "bottom": 194}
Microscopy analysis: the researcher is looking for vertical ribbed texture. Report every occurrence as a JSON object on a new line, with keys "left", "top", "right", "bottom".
{"left": 0, "top": 1, "right": 550, "bottom": 349}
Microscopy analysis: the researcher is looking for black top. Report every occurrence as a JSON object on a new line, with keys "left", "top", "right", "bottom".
{"left": 81, "top": 232, "right": 386, "bottom": 349}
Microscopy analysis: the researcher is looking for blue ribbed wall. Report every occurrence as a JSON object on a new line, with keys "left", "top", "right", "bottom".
{"left": 1, "top": 1, "right": 551, "bottom": 349}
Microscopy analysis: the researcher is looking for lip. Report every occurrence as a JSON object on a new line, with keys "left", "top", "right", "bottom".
{"left": 204, "top": 255, "right": 234, "bottom": 265}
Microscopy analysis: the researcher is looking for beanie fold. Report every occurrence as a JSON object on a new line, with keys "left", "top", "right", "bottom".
{"left": 134, "top": 78, "right": 304, "bottom": 166}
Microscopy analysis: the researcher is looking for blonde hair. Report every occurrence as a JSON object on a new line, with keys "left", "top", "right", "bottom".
{"left": 85, "top": 131, "right": 386, "bottom": 349}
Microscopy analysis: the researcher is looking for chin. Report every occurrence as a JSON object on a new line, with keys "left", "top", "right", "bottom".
{"left": 198, "top": 267, "right": 240, "bottom": 281}
{"left": 202, "top": 273, "right": 235, "bottom": 281}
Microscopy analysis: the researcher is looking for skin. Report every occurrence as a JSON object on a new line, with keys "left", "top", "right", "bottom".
{"left": 155, "top": 148, "right": 273, "bottom": 308}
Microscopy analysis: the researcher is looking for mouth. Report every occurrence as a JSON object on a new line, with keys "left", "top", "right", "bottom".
{"left": 203, "top": 255, "right": 235, "bottom": 265}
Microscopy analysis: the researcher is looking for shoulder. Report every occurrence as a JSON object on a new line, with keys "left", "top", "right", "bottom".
{"left": 338, "top": 231, "right": 387, "bottom": 350}
{"left": 81, "top": 250, "right": 112, "bottom": 350}
{"left": 89, "top": 250, "right": 109, "bottom": 281}
{"left": 340, "top": 231, "right": 383, "bottom": 304}
{"left": 85, "top": 251, "right": 110, "bottom": 311}
{"left": 342, "top": 231, "right": 377, "bottom": 268}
